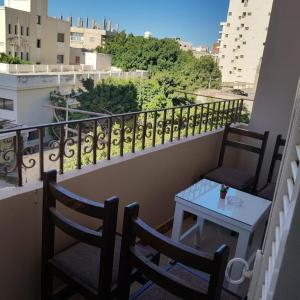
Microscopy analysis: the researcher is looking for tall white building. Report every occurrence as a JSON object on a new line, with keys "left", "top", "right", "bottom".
{"left": 218, "top": 0, "right": 273, "bottom": 88}
{"left": 0, "top": 0, "right": 70, "bottom": 64}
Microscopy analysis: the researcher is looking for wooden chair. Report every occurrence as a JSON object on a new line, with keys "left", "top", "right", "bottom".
{"left": 41, "top": 170, "right": 158, "bottom": 300}
{"left": 258, "top": 135, "right": 286, "bottom": 200}
{"left": 117, "top": 203, "right": 230, "bottom": 300}
{"left": 204, "top": 124, "right": 269, "bottom": 192}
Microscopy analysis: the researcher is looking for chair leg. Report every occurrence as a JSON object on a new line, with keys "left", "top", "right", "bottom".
{"left": 41, "top": 267, "right": 53, "bottom": 300}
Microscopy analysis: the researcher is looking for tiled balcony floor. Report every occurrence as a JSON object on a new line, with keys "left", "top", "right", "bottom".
{"left": 70, "top": 216, "right": 251, "bottom": 299}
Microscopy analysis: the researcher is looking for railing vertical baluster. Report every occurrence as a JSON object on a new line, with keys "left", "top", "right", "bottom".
{"left": 142, "top": 112, "right": 147, "bottom": 150}
{"left": 199, "top": 105, "right": 204, "bottom": 134}
{"left": 215, "top": 101, "right": 221, "bottom": 129}
{"left": 131, "top": 114, "right": 137, "bottom": 153}
{"left": 234, "top": 100, "right": 240, "bottom": 123}
{"left": 238, "top": 99, "right": 244, "bottom": 123}
{"left": 210, "top": 102, "right": 216, "bottom": 131}
{"left": 192, "top": 106, "right": 197, "bottom": 136}
{"left": 221, "top": 101, "right": 226, "bottom": 127}
{"left": 107, "top": 117, "right": 112, "bottom": 160}
{"left": 204, "top": 104, "right": 210, "bottom": 132}
{"left": 120, "top": 115, "right": 125, "bottom": 156}
{"left": 226, "top": 100, "right": 231, "bottom": 124}
{"left": 59, "top": 125, "right": 64, "bottom": 174}
{"left": 92, "top": 120, "right": 97, "bottom": 164}
{"left": 178, "top": 107, "right": 183, "bottom": 140}
{"left": 39, "top": 127, "right": 44, "bottom": 180}
{"left": 185, "top": 107, "right": 190, "bottom": 137}
{"left": 16, "top": 130, "right": 23, "bottom": 186}
{"left": 152, "top": 111, "right": 157, "bottom": 147}
{"left": 162, "top": 109, "right": 167, "bottom": 144}
{"left": 77, "top": 122, "right": 82, "bottom": 169}
{"left": 170, "top": 108, "right": 175, "bottom": 142}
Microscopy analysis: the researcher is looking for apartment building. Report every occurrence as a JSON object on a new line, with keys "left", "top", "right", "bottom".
{"left": 0, "top": 0, "right": 70, "bottom": 64}
{"left": 218, "top": 0, "right": 273, "bottom": 88}
{"left": 70, "top": 17, "right": 118, "bottom": 52}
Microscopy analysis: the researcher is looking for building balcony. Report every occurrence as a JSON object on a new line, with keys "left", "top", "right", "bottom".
{"left": 0, "top": 99, "right": 250, "bottom": 299}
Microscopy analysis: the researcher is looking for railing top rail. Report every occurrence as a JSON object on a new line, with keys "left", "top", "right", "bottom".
{"left": 0, "top": 99, "right": 242, "bottom": 135}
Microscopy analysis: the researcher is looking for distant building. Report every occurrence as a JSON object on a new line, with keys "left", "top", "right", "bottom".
{"left": 70, "top": 17, "right": 118, "bottom": 52}
{"left": 218, "top": 0, "right": 273, "bottom": 88}
{"left": 176, "top": 38, "right": 193, "bottom": 51}
{"left": 211, "top": 42, "right": 220, "bottom": 55}
{"left": 0, "top": 0, "right": 70, "bottom": 64}
{"left": 192, "top": 45, "right": 210, "bottom": 59}
{"left": 144, "top": 31, "right": 152, "bottom": 39}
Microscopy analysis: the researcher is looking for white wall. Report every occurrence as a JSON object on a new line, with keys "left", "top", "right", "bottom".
{"left": 85, "top": 52, "right": 112, "bottom": 71}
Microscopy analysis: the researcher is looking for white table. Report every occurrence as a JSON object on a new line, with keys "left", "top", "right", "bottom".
{"left": 171, "top": 179, "right": 271, "bottom": 292}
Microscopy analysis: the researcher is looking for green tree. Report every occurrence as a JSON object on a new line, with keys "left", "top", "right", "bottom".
{"left": 0, "top": 53, "right": 30, "bottom": 64}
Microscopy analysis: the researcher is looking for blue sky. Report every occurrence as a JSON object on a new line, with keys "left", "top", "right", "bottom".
{"left": 0, "top": 0, "right": 229, "bottom": 47}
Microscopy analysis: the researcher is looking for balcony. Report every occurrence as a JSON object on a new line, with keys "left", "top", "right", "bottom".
{"left": 0, "top": 99, "right": 249, "bottom": 299}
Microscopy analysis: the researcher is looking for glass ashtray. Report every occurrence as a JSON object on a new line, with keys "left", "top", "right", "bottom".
{"left": 227, "top": 196, "right": 244, "bottom": 207}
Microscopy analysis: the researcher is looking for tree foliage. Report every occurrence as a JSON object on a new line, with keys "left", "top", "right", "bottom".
{"left": 96, "top": 32, "right": 221, "bottom": 90}
{"left": 0, "top": 53, "right": 30, "bottom": 64}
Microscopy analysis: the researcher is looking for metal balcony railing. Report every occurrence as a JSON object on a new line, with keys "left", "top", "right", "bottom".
{"left": 0, "top": 99, "right": 246, "bottom": 186}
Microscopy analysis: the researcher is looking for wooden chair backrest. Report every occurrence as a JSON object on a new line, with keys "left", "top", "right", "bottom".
{"left": 42, "top": 170, "right": 119, "bottom": 297}
{"left": 118, "top": 203, "right": 229, "bottom": 300}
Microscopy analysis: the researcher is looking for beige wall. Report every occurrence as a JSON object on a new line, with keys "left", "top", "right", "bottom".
{"left": 219, "top": 0, "right": 273, "bottom": 86}
{"left": 0, "top": 0, "right": 70, "bottom": 64}
{"left": 0, "top": 130, "right": 225, "bottom": 299}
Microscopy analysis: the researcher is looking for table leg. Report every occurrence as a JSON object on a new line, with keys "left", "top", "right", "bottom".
{"left": 171, "top": 204, "right": 184, "bottom": 242}
{"left": 228, "top": 230, "right": 251, "bottom": 293}
{"left": 195, "top": 217, "right": 205, "bottom": 246}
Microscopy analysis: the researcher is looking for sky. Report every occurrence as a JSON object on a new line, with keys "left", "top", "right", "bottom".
{"left": 0, "top": 0, "right": 229, "bottom": 47}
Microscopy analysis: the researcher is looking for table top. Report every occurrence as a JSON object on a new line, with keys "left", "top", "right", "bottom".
{"left": 176, "top": 179, "right": 272, "bottom": 229}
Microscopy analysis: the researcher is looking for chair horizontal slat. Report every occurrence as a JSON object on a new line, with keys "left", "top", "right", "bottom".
{"left": 132, "top": 219, "right": 214, "bottom": 273}
{"left": 49, "top": 183, "right": 104, "bottom": 218}
{"left": 225, "top": 140, "right": 261, "bottom": 153}
{"left": 129, "top": 247, "right": 207, "bottom": 300}
{"left": 49, "top": 208, "right": 102, "bottom": 247}
{"left": 228, "top": 127, "right": 266, "bottom": 140}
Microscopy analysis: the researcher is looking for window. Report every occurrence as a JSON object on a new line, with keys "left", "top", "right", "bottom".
{"left": 248, "top": 12, "right": 252, "bottom": 16}
{"left": 20, "top": 52, "right": 23, "bottom": 59}
{"left": 37, "top": 39, "right": 41, "bottom": 48}
{"left": 57, "top": 33, "right": 65, "bottom": 43}
{"left": 57, "top": 55, "right": 64, "bottom": 64}
{"left": 241, "top": 24, "right": 245, "bottom": 27}
{"left": 8, "top": 51, "right": 11, "bottom": 55}
{"left": 75, "top": 56, "right": 80, "bottom": 64}
{"left": 229, "top": 71, "right": 232, "bottom": 74}
{"left": 223, "top": 45, "right": 227, "bottom": 48}
{"left": 8, "top": 24, "right": 11, "bottom": 34}
{"left": 15, "top": 52, "right": 18, "bottom": 57}
{"left": 0, "top": 98, "right": 14, "bottom": 111}
{"left": 221, "top": 55, "right": 225, "bottom": 58}
{"left": 70, "top": 32, "right": 83, "bottom": 42}
{"left": 37, "top": 15, "right": 41, "bottom": 24}
{"left": 21, "top": 26, "right": 23, "bottom": 36}
{"left": 26, "top": 53, "right": 29, "bottom": 61}
{"left": 243, "top": 12, "right": 247, "bottom": 17}
{"left": 228, "top": 12, "right": 232, "bottom": 16}
{"left": 245, "top": 27, "right": 249, "bottom": 30}
{"left": 243, "top": 41, "right": 247, "bottom": 45}
{"left": 240, "top": 55, "right": 244, "bottom": 58}
{"left": 239, "top": 34, "right": 243, "bottom": 38}
{"left": 26, "top": 27, "right": 29, "bottom": 36}
{"left": 238, "top": 68, "right": 242, "bottom": 72}
{"left": 225, "top": 34, "right": 229, "bottom": 38}
{"left": 14, "top": 25, "right": 18, "bottom": 35}
{"left": 237, "top": 45, "right": 241, "bottom": 49}
{"left": 227, "top": 23, "right": 230, "bottom": 27}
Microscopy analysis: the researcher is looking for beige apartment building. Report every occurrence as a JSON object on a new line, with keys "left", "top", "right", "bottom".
{"left": 0, "top": 0, "right": 70, "bottom": 64}
{"left": 218, "top": 0, "right": 273, "bottom": 88}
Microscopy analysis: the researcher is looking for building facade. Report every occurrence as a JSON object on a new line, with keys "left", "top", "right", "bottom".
{"left": 70, "top": 17, "right": 118, "bottom": 51}
{"left": 218, "top": 0, "right": 273, "bottom": 88}
{"left": 0, "top": 0, "right": 70, "bottom": 65}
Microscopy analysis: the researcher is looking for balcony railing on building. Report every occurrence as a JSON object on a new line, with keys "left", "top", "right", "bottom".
{"left": 0, "top": 99, "right": 247, "bottom": 187}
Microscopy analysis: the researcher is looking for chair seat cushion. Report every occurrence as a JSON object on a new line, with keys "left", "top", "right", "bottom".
{"left": 50, "top": 234, "right": 157, "bottom": 292}
{"left": 133, "top": 263, "right": 209, "bottom": 300}
{"left": 205, "top": 167, "right": 255, "bottom": 191}
{"left": 258, "top": 183, "right": 276, "bottom": 200}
